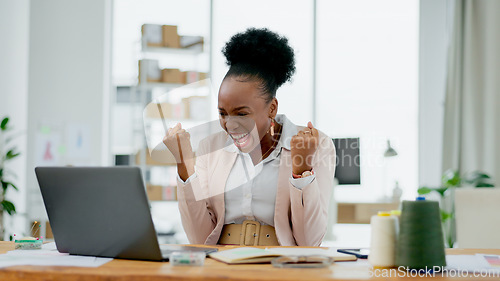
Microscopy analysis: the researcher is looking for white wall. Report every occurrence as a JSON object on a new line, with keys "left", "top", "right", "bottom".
{"left": 0, "top": 0, "right": 30, "bottom": 240}
{"left": 418, "top": 0, "right": 452, "bottom": 187}
{"left": 26, "top": 0, "right": 113, "bottom": 220}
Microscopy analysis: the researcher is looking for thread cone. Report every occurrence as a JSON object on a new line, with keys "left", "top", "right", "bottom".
{"left": 396, "top": 200, "right": 446, "bottom": 269}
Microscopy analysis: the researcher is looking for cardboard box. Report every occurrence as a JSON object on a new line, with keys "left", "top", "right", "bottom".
{"left": 30, "top": 221, "right": 53, "bottom": 239}
{"left": 142, "top": 24, "right": 163, "bottom": 47}
{"left": 138, "top": 59, "right": 161, "bottom": 83}
{"left": 337, "top": 202, "right": 400, "bottom": 224}
{"left": 180, "top": 35, "right": 204, "bottom": 50}
{"left": 162, "top": 68, "right": 186, "bottom": 84}
{"left": 184, "top": 71, "right": 197, "bottom": 84}
{"left": 171, "top": 103, "right": 186, "bottom": 119}
{"left": 199, "top": 72, "right": 208, "bottom": 80}
{"left": 146, "top": 184, "right": 163, "bottom": 201}
{"left": 45, "top": 221, "right": 53, "bottom": 239}
{"left": 144, "top": 102, "right": 173, "bottom": 119}
{"left": 162, "top": 25, "right": 180, "bottom": 48}
{"left": 145, "top": 101, "right": 186, "bottom": 119}
{"left": 136, "top": 149, "right": 177, "bottom": 166}
{"left": 163, "top": 186, "right": 177, "bottom": 201}
{"left": 182, "top": 96, "right": 210, "bottom": 120}
{"left": 184, "top": 71, "right": 209, "bottom": 84}
{"left": 146, "top": 185, "right": 177, "bottom": 201}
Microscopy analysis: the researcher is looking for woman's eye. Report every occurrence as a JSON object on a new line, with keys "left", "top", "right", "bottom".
{"left": 237, "top": 112, "right": 248, "bottom": 116}
{"left": 219, "top": 112, "right": 226, "bottom": 117}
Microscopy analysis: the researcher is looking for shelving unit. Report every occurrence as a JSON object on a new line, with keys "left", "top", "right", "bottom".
{"left": 142, "top": 46, "right": 203, "bottom": 55}
{"left": 130, "top": 29, "right": 211, "bottom": 203}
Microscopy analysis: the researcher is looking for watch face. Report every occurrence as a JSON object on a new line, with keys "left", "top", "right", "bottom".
{"left": 302, "top": 171, "right": 312, "bottom": 177}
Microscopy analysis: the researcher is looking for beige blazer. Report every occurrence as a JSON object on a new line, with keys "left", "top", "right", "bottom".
{"left": 176, "top": 120, "right": 336, "bottom": 246}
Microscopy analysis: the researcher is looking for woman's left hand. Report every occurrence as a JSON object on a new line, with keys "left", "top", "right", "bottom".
{"left": 290, "top": 121, "right": 319, "bottom": 175}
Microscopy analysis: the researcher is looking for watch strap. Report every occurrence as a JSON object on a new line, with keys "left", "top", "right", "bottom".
{"left": 292, "top": 169, "right": 314, "bottom": 179}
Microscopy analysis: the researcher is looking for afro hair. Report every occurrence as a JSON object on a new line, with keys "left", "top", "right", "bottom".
{"left": 222, "top": 28, "right": 296, "bottom": 101}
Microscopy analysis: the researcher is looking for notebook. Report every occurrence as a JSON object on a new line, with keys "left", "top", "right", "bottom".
{"left": 209, "top": 247, "right": 357, "bottom": 264}
{"left": 35, "top": 166, "right": 217, "bottom": 261}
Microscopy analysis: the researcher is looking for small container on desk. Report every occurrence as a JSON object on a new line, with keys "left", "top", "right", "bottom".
{"left": 15, "top": 237, "right": 43, "bottom": 250}
{"left": 170, "top": 251, "right": 206, "bottom": 266}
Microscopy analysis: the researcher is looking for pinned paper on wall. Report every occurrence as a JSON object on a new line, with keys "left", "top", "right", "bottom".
{"left": 67, "top": 124, "right": 91, "bottom": 159}
{"left": 35, "top": 132, "right": 61, "bottom": 167}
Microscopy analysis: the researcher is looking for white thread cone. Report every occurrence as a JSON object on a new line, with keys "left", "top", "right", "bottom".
{"left": 368, "top": 214, "right": 398, "bottom": 267}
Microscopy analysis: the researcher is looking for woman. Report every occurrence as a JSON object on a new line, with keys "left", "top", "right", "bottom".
{"left": 163, "top": 28, "right": 336, "bottom": 246}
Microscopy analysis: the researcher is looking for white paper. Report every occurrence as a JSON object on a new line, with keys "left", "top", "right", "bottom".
{"left": 0, "top": 242, "right": 112, "bottom": 268}
{"left": 34, "top": 132, "right": 61, "bottom": 166}
{"left": 67, "top": 124, "right": 91, "bottom": 159}
{"left": 446, "top": 254, "right": 500, "bottom": 274}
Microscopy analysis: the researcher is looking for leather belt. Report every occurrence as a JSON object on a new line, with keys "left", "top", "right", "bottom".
{"left": 218, "top": 220, "right": 279, "bottom": 246}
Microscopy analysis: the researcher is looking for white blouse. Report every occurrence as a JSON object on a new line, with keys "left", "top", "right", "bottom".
{"left": 178, "top": 114, "right": 315, "bottom": 227}
{"left": 223, "top": 114, "right": 314, "bottom": 226}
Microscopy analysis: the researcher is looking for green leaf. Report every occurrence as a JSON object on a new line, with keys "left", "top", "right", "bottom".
{"left": 442, "top": 169, "right": 461, "bottom": 187}
{"left": 0, "top": 117, "right": 9, "bottom": 130}
{"left": 417, "top": 186, "right": 449, "bottom": 197}
{"left": 435, "top": 187, "right": 449, "bottom": 197}
{"left": 1, "top": 200, "right": 16, "bottom": 215}
{"left": 476, "top": 183, "right": 494, "bottom": 188}
{"left": 8, "top": 182, "right": 18, "bottom": 191}
{"left": 1, "top": 181, "right": 18, "bottom": 191}
{"left": 447, "top": 236, "right": 454, "bottom": 248}
{"left": 417, "top": 187, "right": 432, "bottom": 195}
{"left": 5, "top": 149, "right": 20, "bottom": 160}
{"left": 464, "top": 171, "right": 491, "bottom": 185}
{"left": 441, "top": 209, "right": 452, "bottom": 221}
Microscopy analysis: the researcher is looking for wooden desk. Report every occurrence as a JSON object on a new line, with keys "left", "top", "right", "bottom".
{"left": 1, "top": 242, "right": 499, "bottom": 280}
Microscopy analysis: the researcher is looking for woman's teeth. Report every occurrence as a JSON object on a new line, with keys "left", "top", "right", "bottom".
{"left": 231, "top": 133, "right": 250, "bottom": 146}
{"left": 232, "top": 133, "right": 248, "bottom": 140}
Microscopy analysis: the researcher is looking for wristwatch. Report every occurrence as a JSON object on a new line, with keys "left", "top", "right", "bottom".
{"left": 292, "top": 169, "right": 314, "bottom": 179}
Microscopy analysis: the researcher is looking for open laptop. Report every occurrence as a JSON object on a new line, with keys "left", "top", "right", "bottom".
{"left": 35, "top": 166, "right": 217, "bottom": 261}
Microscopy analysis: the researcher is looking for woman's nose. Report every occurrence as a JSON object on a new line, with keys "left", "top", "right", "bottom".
{"left": 225, "top": 116, "right": 239, "bottom": 132}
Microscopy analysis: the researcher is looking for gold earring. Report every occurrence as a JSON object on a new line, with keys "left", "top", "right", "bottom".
{"left": 270, "top": 118, "right": 275, "bottom": 137}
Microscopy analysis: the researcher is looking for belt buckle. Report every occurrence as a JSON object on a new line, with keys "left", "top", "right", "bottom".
{"left": 240, "top": 220, "right": 261, "bottom": 246}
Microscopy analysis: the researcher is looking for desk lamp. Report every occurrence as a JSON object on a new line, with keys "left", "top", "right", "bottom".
{"left": 384, "top": 140, "right": 398, "bottom": 157}
{"left": 382, "top": 140, "right": 398, "bottom": 201}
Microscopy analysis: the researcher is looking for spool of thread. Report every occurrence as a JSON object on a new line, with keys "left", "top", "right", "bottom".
{"left": 396, "top": 199, "right": 446, "bottom": 269}
{"left": 368, "top": 211, "right": 398, "bottom": 267}
{"left": 390, "top": 210, "right": 401, "bottom": 217}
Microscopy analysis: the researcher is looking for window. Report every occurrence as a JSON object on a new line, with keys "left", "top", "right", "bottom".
{"left": 316, "top": 0, "right": 419, "bottom": 201}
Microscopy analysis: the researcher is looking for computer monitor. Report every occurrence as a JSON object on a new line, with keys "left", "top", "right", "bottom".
{"left": 332, "top": 138, "right": 360, "bottom": 185}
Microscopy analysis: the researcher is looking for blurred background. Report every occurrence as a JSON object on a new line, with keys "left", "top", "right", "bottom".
{"left": 1, "top": 0, "right": 498, "bottom": 248}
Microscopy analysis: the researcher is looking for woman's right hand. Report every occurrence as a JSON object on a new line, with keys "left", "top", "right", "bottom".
{"left": 163, "top": 123, "right": 195, "bottom": 181}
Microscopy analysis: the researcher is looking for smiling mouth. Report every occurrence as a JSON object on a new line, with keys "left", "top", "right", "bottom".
{"left": 229, "top": 132, "right": 251, "bottom": 147}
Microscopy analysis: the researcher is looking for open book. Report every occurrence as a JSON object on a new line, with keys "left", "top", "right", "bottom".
{"left": 209, "top": 247, "right": 357, "bottom": 264}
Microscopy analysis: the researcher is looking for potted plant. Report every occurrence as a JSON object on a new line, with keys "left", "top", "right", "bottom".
{"left": 0, "top": 116, "right": 20, "bottom": 240}
{"left": 417, "top": 169, "right": 494, "bottom": 247}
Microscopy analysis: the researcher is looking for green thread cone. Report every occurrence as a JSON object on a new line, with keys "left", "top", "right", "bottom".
{"left": 396, "top": 200, "right": 446, "bottom": 269}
